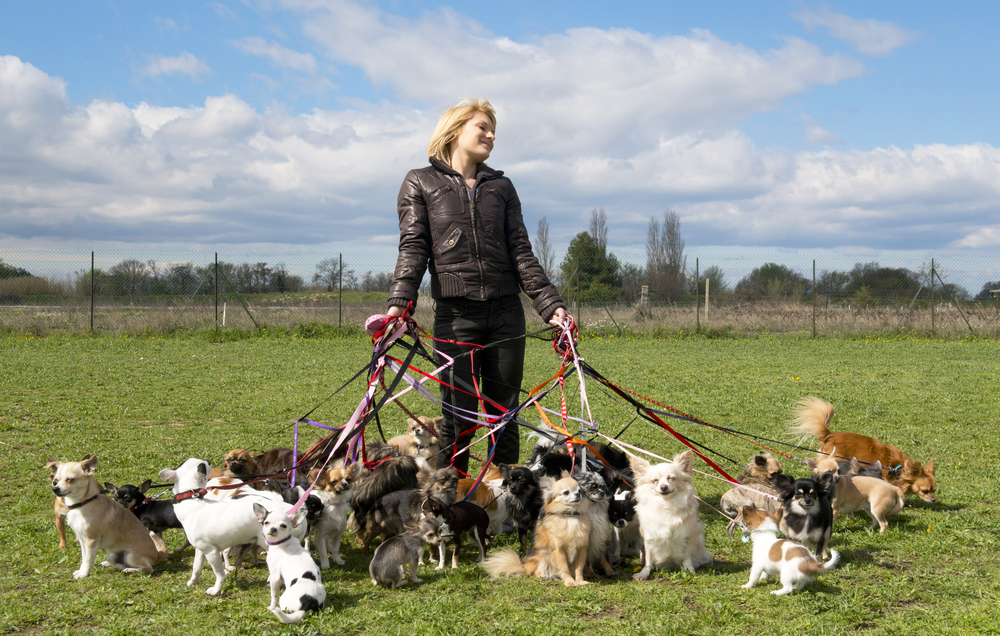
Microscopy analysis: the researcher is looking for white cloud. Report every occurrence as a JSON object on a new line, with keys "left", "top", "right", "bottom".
{"left": 953, "top": 227, "right": 1000, "bottom": 249}
{"left": 794, "top": 7, "right": 917, "bottom": 56}
{"left": 802, "top": 114, "right": 842, "bottom": 147}
{"left": 284, "top": 0, "right": 866, "bottom": 162}
{"left": 139, "top": 52, "right": 211, "bottom": 82}
{"left": 229, "top": 37, "right": 317, "bottom": 73}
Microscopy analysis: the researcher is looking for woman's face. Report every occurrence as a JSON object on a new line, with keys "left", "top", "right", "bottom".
{"left": 450, "top": 111, "right": 495, "bottom": 163}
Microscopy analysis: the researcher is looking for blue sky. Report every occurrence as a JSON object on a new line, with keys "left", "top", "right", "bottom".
{"left": 1, "top": 0, "right": 998, "bottom": 255}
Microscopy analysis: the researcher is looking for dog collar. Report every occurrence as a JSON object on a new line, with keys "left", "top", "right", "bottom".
{"left": 67, "top": 495, "right": 101, "bottom": 510}
{"left": 889, "top": 464, "right": 902, "bottom": 475}
{"left": 174, "top": 488, "right": 207, "bottom": 502}
{"left": 265, "top": 535, "right": 292, "bottom": 546}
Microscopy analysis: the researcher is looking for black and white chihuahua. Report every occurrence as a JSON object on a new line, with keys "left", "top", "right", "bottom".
{"left": 778, "top": 473, "right": 836, "bottom": 559}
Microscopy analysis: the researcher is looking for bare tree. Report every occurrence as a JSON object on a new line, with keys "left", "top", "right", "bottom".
{"left": 312, "top": 257, "right": 342, "bottom": 292}
{"left": 535, "top": 216, "right": 555, "bottom": 277}
{"left": 646, "top": 210, "right": 686, "bottom": 302}
{"left": 589, "top": 207, "right": 608, "bottom": 248}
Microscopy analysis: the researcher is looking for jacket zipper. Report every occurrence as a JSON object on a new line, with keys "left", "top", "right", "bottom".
{"left": 461, "top": 175, "right": 487, "bottom": 299}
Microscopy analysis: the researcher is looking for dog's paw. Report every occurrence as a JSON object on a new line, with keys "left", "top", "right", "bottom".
{"left": 224, "top": 565, "right": 236, "bottom": 573}
{"left": 741, "top": 582, "right": 754, "bottom": 589}
{"left": 411, "top": 577, "right": 424, "bottom": 584}
{"left": 632, "top": 570, "right": 650, "bottom": 581}
{"left": 333, "top": 556, "right": 345, "bottom": 566}
{"left": 72, "top": 569, "right": 87, "bottom": 579}
{"left": 206, "top": 586, "right": 222, "bottom": 596}
{"left": 99, "top": 560, "right": 112, "bottom": 568}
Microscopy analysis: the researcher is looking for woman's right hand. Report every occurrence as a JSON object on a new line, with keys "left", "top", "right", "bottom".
{"left": 387, "top": 306, "right": 405, "bottom": 318}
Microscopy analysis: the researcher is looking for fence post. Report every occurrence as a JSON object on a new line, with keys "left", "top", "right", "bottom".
{"left": 695, "top": 258, "right": 700, "bottom": 333}
{"left": 338, "top": 253, "right": 342, "bottom": 328}
{"left": 705, "top": 277, "right": 710, "bottom": 321}
{"left": 930, "top": 258, "right": 935, "bottom": 335}
{"left": 215, "top": 252, "right": 219, "bottom": 333}
{"left": 812, "top": 259, "right": 816, "bottom": 338}
{"left": 90, "top": 251, "right": 94, "bottom": 332}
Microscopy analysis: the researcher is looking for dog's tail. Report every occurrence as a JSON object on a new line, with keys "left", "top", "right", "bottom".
{"left": 890, "top": 486, "right": 906, "bottom": 517}
{"left": 481, "top": 549, "right": 526, "bottom": 579}
{"left": 792, "top": 397, "right": 834, "bottom": 445}
{"left": 802, "top": 548, "right": 840, "bottom": 575}
{"left": 270, "top": 607, "right": 306, "bottom": 624}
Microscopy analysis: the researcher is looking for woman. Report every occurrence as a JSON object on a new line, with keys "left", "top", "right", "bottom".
{"left": 386, "top": 98, "right": 567, "bottom": 475}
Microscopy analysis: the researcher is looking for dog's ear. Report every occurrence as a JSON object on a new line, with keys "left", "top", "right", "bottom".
{"left": 560, "top": 469, "right": 571, "bottom": 480}
{"left": 290, "top": 508, "right": 308, "bottom": 528}
{"left": 629, "top": 455, "right": 651, "bottom": 479}
{"left": 849, "top": 457, "right": 861, "bottom": 475}
{"left": 197, "top": 462, "right": 209, "bottom": 476}
{"left": 753, "top": 454, "right": 767, "bottom": 468}
{"left": 539, "top": 476, "right": 555, "bottom": 504}
{"left": 924, "top": 459, "right": 934, "bottom": 475}
{"left": 673, "top": 450, "right": 694, "bottom": 474}
{"left": 307, "top": 469, "right": 324, "bottom": 487}
{"left": 103, "top": 482, "right": 117, "bottom": 493}
{"left": 158, "top": 468, "right": 176, "bottom": 482}
{"left": 872, "top": 460, "right": 883, "bottom": 474}
{"left": 139, "top": 479, "right": 152, "bottom": 493}
{"left": 496, "top": 463, "right": 511, "bottom": 479}
{"left": 81, "top": 455, "right": 98, "bottom": 474}
{"left": 769, "top": 508, "right": 784, "bottom": 524}
{"left": 776, "top": 476, "right": 795, "bottom": 498}
{"left": 805, "top": 458, "right": 818, "bottom": 474}
{"left": 253, "top": 502, "right": 269, "bottom": 525}
{"left": 45, "top": 456, "right": 60, "bottom": 473}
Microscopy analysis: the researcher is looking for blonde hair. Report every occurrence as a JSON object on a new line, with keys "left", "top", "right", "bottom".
{"left": 427, "top": 98, "right": 497, "bottom": 165}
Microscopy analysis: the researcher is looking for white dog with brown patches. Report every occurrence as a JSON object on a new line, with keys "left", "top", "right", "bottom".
{"left": 630, "top": 450, "right": 712, "bottom": 578}
{"left": 741, "top": 506, "right": 839, "bottom": 595}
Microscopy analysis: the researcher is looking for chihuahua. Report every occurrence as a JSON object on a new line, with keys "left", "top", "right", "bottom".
{"left": 741, "top": 506, "right": 839, "bottom": 595}
{"left": 254, "top": 503, "right": 326, "bottom": 623}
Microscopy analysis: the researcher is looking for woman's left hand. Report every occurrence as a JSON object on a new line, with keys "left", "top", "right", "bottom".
{"left": 549, "top": 307, "right": 569, "bottom": 328}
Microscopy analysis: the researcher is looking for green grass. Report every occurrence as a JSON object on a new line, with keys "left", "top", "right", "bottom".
{"left": 2, "top": 331, "right": 999, "bottom": 635}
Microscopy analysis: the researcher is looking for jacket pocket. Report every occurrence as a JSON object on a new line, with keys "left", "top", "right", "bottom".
{"left": 435, "top": 225, "right": 463, "bottom": 255}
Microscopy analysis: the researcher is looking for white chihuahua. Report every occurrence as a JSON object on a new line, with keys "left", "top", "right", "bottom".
{"left": 254, "top": 503, "right": 326, "bottom": 623}
{"left": 158, "top": 458, "right": 305, "bottom": 596}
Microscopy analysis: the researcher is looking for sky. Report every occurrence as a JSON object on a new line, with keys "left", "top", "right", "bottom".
{"left": 1, "top": 0, "right": 998, "bottom": 259}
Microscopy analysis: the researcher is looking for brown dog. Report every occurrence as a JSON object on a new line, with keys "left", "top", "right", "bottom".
{"left": 207, "top": 449, "right": 258, "bottom": 481}
{"left": 807, "top": 452, "right": 905, "bottom": 533}
{"left": 388, "top": 416, "right": 442, "bottom": 467}
{"left": 48, "top": 454, "right": 167, "bottom": 578}
{"left": 794, "top": 397, "right": 936, "bottom": 503}
{"left": 482, "top": 472, "right": 593, "bottom": 587}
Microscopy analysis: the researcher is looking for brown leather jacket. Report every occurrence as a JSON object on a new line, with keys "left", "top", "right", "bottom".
{"left": 387, "top": 157, "right": 564, "bottom": 321}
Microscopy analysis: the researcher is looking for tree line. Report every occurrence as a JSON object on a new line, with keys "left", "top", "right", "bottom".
{"left": 532, "top": 210, "right": 991, "bottom": 305}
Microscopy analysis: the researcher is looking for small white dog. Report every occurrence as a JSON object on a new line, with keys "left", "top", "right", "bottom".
{"left": 741, "top": 506, "right": 839, "bottom": 595}
{"left": 254, "top": 503, "right": 326, "bottom": 623}
{"left": 630, "top": 450, "right": 712, "bottom": 579}
{"left": 158, "top": 458, "right": 305, "bottom": 596}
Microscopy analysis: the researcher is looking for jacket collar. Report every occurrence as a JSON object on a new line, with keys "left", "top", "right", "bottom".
{"left": 428, "top": 156, "right": 503, "bottom": 182}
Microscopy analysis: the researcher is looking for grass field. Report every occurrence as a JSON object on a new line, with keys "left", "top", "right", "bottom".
{"left": 2, "top": 330, "right": 999, "bottom": 635}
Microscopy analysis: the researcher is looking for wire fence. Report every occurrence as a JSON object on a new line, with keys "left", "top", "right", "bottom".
{"left": 2, "top": 248, "right": 1000, "bottom": 336}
